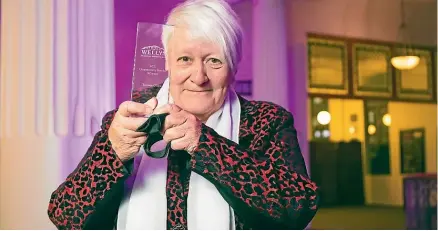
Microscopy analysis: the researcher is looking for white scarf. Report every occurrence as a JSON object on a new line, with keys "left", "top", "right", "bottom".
{"left": 117, "top": 78, "right": 241, "bottom": 230}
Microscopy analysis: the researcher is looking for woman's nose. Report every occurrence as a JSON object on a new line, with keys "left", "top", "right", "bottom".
{"left": 189, "top": 65, "right": 208, "bottom": 85}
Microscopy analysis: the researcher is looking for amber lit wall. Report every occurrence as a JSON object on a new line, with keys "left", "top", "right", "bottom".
{"left": 297, "top": 0, "right": 436, "bottom": 207}
{"left": 308, "top": 99, "right": 437, "bottom": 206}
{"left": 384, "top": 102, "right": 437, "bottom": 205}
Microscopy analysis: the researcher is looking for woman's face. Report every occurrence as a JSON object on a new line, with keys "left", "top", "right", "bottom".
{"left": 166, "top": 28, "right": 231, "bottom": 122}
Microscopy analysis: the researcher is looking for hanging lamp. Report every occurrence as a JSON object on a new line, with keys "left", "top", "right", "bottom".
{"left": 391, "top": 0, "right": 420, "bottom": 70}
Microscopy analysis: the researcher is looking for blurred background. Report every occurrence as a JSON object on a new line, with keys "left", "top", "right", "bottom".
{"left": 0, "top": 0, "right": 436, "bottom": 229}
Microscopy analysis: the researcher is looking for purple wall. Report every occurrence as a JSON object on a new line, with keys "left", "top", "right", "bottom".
{"left": 114, "top": 0, "right": 185, "bottom": 106}
{"left": 230, "top": 0, "right": 252, "bottom": 83}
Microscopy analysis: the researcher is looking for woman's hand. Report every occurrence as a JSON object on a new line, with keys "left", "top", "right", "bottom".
{"left": 108, "top": 98, "right": 158, "bottom": 162}
{"left": 160, "top": 105, "right": 202, "bottom": 155}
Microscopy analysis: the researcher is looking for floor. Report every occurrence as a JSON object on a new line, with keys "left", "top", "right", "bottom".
{"left": 311, "top": 206, "right": 406, "bottom": 230}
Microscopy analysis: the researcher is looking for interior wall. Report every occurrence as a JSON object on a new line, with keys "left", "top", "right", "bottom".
{"left": 231, "top": 0, "right": 253, "bottom": 84}
{"left": 0, "top": 0, "right": 116, "bottom": 229}
{"left": 289, "top": 0, "right": 436, "bottom": 206}
{"left": 384, "top": 102, "right": 437, "bottom": 205}
{"left": 287, "top": 0, "right": 436, "bottom": 46}
{"left": 328, "top": 99, "right": 365, "bottom": 143}
{"left": 316, "top": 99, "right": 437, "bottom": 206}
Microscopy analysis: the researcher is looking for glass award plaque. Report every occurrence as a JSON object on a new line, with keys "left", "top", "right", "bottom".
{"left": 131, "top": 22, "right": 173, "bottom": 101}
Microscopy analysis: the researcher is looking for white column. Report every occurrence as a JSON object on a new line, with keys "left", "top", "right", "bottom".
{"left": 252, "top": 0, "right": 310, "bottom": 167}
{"left": 252, "top": 2, "right": 310, "bottom": 228}
{"left": 0, "top": 0, "right": 115, "bottom": 229}
{"left": 252, "top": 0, "right": 288, "bottom": 109}
{"left": 284, "top": 0, "right": 311, "bottom": 184}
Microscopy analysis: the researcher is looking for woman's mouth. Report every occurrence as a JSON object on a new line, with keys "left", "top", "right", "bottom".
{"left": 186, "top": 89, "right": 212, "bottom": 92}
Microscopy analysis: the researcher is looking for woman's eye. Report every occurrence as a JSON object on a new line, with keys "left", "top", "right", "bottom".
{"left": 177, "top": 56, "right": 191, "bottom": 63}
{"left": 207, "top": 58, "right": 223, "bottom": 68}
{"left": 209, "top": 58, "right": 222, "bottom": 64}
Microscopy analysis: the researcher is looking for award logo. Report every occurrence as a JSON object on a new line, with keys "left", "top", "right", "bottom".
{"left": 140, "top": 45, "right": 165, "bottom": 59}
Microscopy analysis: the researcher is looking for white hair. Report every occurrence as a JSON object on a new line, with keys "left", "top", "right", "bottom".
{"left": 161, "top": 0, "right": 243, "bottom": 74}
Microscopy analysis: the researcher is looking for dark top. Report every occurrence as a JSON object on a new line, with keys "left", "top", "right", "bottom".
{"left": 47, "top": 87, "right": 319, "bottom": 230}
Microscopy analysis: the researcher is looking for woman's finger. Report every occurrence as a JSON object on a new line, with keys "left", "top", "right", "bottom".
{"left": 153, "top": 104, "right": 182, "bottom": 115}
{"left": 169, "top": 137, "right": 188, "bottom": 151}
{"left": 119, "top": 127, "right": 147, "bottom": 138}
{"left": 118, "top": 101, "right": 154, "bottom": 117}
{"left": 134, "top": 136, "right": 147, "bottom": 146}
{"left": 144, "top": 97, "right": 158, "bottom": 111}
{"left": 120, "top": 116, "right": 149, "bottom": 131}
{"left": 163, "top": 112, "right": 187, "bottom": 132}
{"left": 163, "top": 125, "right": 186, "bottom": 143}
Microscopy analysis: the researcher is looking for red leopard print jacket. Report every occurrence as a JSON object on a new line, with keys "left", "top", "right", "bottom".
{"left": 47, "top": 88, "right": 319, "bottom": 230}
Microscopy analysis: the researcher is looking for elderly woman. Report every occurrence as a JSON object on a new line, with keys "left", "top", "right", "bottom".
{"left": 48, "top": 0, "right": 319, "bottom": 229}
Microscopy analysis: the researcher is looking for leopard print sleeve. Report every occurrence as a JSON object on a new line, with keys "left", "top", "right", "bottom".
{"left": 190, "top": 105, "right": 319, "bottom": 229}
{"left": 47, "top": 110, "right": 133, "bottom": 229}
